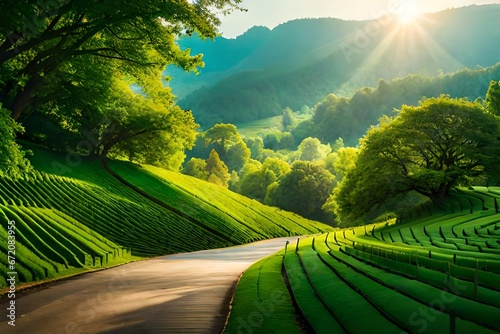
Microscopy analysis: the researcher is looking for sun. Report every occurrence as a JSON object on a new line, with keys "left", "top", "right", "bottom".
{"left": 397, "top": 0, "right": 420, "bottom": 24}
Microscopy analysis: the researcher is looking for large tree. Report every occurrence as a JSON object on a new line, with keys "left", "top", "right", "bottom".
{"left": 205, "top": 149, "right": 230, "bottom": 187}
{"left": 0, "top": 0, "right": 243, "bottom": 120}
{"left": 269, "top": 160, "right": 336, "bottom": 222}
{"left": 94, "top": 77, "right": 197, "bottom": 169}
{"left": 334, "top": 95, "right": 500, "bottom": 222}
{"left": 203, "top": 123, "right": 250, "bottom": 171}
{"left": 486, "top": 80, "right": 500, "bottom": 116}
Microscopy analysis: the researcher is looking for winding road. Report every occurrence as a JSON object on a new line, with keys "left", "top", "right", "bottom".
{"left": 0, "top": 237, "right": 295, "bottom": 334}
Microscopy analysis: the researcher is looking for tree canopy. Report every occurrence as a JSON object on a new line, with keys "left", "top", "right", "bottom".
{"left": 334, "top": 95, "right": 500, "bottom": 222}
{"left": 0, "top": 0, "right": 243, "bottom": 175}
{"left": 269, "top": 160, "right": 336, "bottom": 222}
{"left": 0, "top": 0, "right": 243, "bottom": 120}
{"left": 0, "top": 104, "right": 31, "bottom": 178}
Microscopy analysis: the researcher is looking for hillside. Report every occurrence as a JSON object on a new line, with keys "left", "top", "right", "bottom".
{"left": 168, "top": 4, "right": 500, "bottom": 128}
{"left": 225, "top": 189, "right": 500, "bottom": 333}
{"left": 310, "top": 63, "right": 500, "bottom": 146}
{"left": 0, "top": 144, "right": 332, "bottom": 289}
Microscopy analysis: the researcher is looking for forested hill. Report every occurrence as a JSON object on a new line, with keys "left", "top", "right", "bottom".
{"left": 167, "top": 4, "right": 500, "bottom": 128}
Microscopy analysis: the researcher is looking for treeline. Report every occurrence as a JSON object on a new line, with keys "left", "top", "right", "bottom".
{"left": 310, "top": 64, "right": 500, "bottom": 146}
{"left": 184, "top": 74, "right": 500, "bottom": 226}
{"left": 183, "top": 120, "right": 351, "bottom": 224}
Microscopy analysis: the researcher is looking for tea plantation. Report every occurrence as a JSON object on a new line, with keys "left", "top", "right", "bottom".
{"left": 0, "top": 144, "right": 332, "bottom": 291}
{"left": 225, "top": 188, "right": 500, "bottom": 334}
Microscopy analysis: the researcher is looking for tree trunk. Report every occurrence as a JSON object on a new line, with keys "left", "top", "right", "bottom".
{"left": 10, "top": 75, "right": 43, "bottom": 121}
{"left": 428, "top": 183, "right": 451, "bottom": 203}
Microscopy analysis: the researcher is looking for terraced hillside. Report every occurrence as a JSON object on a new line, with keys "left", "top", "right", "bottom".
{"left": 225, "top": 188, "right": 500, "bottom": 334}
{"left": 0, "top": 144, "right": 332, "bottom": 289}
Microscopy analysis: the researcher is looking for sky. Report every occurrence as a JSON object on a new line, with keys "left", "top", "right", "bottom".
{"left": 218, "top": 0, "right": 500, "bottom": 38}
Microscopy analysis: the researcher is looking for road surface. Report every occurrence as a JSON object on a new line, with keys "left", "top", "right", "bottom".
{"left": 0, "top": 237, "right": 295, "bottom": 334}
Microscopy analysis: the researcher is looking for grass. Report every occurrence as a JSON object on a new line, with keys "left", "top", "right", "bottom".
{"left": 223, "top": 250, "right": 302, "bottom": 334}
{"left": 236, "top": 116, "right": 284, "bottom": 138}
{"left": 226, "top": 190, "right": 500, "bottom": 333}
{"left": 0, "top": 142, "right": 333, "bottom": 290}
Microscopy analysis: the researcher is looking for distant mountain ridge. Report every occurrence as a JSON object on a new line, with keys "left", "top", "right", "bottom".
{"left": 166, "top": 4, "right": 500, "bottom": 128}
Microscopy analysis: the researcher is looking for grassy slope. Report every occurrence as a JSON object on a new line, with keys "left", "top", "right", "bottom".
{"left": 226, "top": 191, "right": 500, "bottom": 333}
{"left": 0, "top": 143, "right": 332, "bottom": 291}
{"left": 223, "top": 250, "right": 301, "bottom": 334}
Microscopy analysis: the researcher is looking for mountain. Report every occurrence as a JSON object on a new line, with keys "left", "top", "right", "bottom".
{"left": 166, "top": 4, "right": 500, "bottom": 128}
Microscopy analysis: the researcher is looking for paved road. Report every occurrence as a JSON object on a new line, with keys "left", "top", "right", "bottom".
{"left": 0, "top": 237, "right": 296, "bottom": 334}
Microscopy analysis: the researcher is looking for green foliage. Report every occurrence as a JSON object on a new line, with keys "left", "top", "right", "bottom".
{"left": 269, "top": 161, "right": 336, "bottom": 222}
{"left": 297, "top": 137, "right": 331, "bottom": 162}
{"left": 0, "top": 0, "right": 243, "bottom": 120}
{"left": 183, "top": 158, "right": 209, "bottom": 180}
{"left": 277, "top": 132, "right": 296, "bottom": 150}
{"left": 102, "top": 76, "right": 198, "bottom": 169}
{"left": 291, "top": 120, "right": 316, "bottom": 145}
{"left": 486, "top": 80, "right": 500, "bottom": 116}
{"left": 282, "top": 107, "right": 296, "bottom": 130}
{"left": 334, "top": 96, "right": 500, "bottom": 223}
{"left": 324, "top": 147, "right": 358, "bottom": 180}
{"left": 204, "top": 123, "right": 250, "bottom": 171}
{"left": 206, "top": 149, "right": 230, "bottom": 187}
{"left": 245, "top": 137, "right": 264, "bottom": 160}
{"left": 0, "top": 105, "right": 31, "bottom": 178}
{"left": 238, "top": 158, "right": 291, "bottom": 202}
{"left": 312, "top": 64, "right": 500, "bottom": 146}
{"left": 263, "top": 133, "right": 279, "bottom": 150}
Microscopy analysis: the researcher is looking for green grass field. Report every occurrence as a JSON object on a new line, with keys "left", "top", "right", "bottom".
{"left": 236, "top": 113, "right": 311, "bottom": 138}
{"left": 0, "top": 143, "right": 332, "bottom": 291}
{"left": 225, "top": 190, "right": 500, "bottom": 333}
{"left": 236, "top": 116, "right": 284, "bottom": 138}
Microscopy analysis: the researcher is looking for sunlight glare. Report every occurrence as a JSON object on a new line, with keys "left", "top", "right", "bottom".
{"left": 397, "top": 0, "right": 419, "bottom": 24}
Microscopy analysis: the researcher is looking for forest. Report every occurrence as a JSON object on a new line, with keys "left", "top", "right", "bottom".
{"left": 182, "top": 74, "right": 500, "bottom": 225}
{"left": 1, "top": 2, "right": 500, "bottom": 228}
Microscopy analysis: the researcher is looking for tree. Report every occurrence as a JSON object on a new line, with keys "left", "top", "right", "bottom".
{"left": 204, "top": 123, "right": 250, "bottom": 171}
{"left": 269, "top": 161, "right": 336, "bottom": 222}
{"left": 183, "top": 158, "right": 208, "bottom": 180}
{"left": 238, "top": 158, "right": 290, "bottom": 202}
{"left": 91, "top": 78, "right": 197, "bottom": 169}
{"left": 277, "top": 132, "right": 295, "bottom": 150}
{"left": 291, "top": 120, "right": 315, "bottom": 144}
{"left": 282, "top": 107, "right": 296, "bottom": 130}
{"left": 324, "top": 147, "right": 358, "bottom": 180}
{"left": 335, "top": 96, "right": 500, "bottom": 222}
{"left": 244, "top": 137, "right": 264, "bottom": 160}
{"left": 263, "top": 133, "right": 279, "bottom": 150}
{"left": 0, "top": 0, "right": 243, "bottom": 120}
{"left": 205, "top": 149, "right": 230, "bottom": 187}
{"left": 486, "top": 80, "right": 500, "bottom": 116}
{"left": 0, "top": 104, "right": 31, "bottom": 178}
{"left": 298, "top": 137, "right": 331, "bottom": 162}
